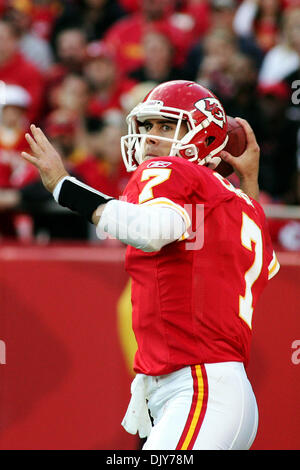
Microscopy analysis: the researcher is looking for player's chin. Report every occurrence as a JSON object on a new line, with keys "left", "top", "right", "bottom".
{"left": 143, "top": 154, "right": 160, "bottom": 161}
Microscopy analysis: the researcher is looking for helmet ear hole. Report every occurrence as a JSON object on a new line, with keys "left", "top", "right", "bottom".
{"left": 205, "top": 136, "right": 216, "bottom": 147}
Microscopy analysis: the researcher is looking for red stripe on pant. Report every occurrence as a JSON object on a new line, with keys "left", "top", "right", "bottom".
{"left": 176, "top": 364, "right": 208, "bottom": 450}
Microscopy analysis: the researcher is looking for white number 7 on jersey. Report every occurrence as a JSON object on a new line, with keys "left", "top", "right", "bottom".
{"left": 239, "top": 212, "right": 263, "bottom": 329}
{"left": 139, "top": 168, "right": 172, "bottom": 204}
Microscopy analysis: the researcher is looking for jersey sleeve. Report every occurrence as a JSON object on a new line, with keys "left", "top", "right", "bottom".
{"left": 253, "top": 200, "right": 280, "bottom": 280}
{"left": 268, "top": 250, "right": 280, "bottom": 280}
{"left": 263, "top": 220, "right": 280, "bottom": 280}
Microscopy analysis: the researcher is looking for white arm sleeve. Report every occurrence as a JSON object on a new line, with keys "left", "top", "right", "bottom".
{"left": 233, "top": 0, "right": 258, "bottom": 36}
{"left": 96, "top": 199, "right": 188, "bottom": 252}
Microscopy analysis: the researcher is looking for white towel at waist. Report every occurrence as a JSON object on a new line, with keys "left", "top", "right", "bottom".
{"left": 121, "top": 374, "right": 152, "bottom": 438}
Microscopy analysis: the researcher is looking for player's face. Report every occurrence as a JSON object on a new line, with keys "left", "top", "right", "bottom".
{"left": 142, "top": 118, "right": 188, "bottom": 160}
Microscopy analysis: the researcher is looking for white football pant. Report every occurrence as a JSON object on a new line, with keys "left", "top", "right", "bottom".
{"left": 141, "top": 362, "right": 258, "bottom": 450}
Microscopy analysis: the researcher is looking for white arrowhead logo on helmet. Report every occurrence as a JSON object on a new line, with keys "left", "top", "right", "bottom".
{"left": 195, "top": 98, "right": 226, "bottom": 128}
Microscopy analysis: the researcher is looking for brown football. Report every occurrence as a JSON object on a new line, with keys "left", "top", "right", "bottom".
{"left": 216, "top": 116, "right": 247, "bottom": 178}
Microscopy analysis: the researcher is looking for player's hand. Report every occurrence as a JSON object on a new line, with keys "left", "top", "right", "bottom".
{"left": 219, "top": 118, "right": 260, "bottom": 182}
{"left": 21, "top": 124, "right": 69, "bottom": 193}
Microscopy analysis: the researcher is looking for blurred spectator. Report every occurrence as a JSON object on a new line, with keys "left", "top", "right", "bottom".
{"left": 119, "top": 0, "right": 212, "bottom": 32}
{"left": 120, "top": 80, "right": 157, "bottom": 116}
{"left": 233, "top": 0, "right": 282, "bottom": 53}
{"left": 0, "top": 84, "right": 38, "bottom": 189}
{"left": 184, "top": 0, "right": 264, "bottom": 81}
{"left": 52, "top": 73, "right": 91, "bottom": 119}
{"left": 50, "top": 27, "right": 88, "bottom": 75}
{"left": 209, "top": 0, "right": 238, "bottom": 30}
{"left": 29, "top": 0, "right": 61, "bottom": 41}
{"left": 83, "top": 40, "right": 136, "bottom": 121}
{"left": 0, "top": 83, "right": 40, "bottom": 239}
{"left": 0, "top": 107, "right": 98, "bottom": 241}
{"left": 281, "top": 9, "right": 300, "bottom": 201}
{"left": 219, "top": 52, "right": 261, "bottom": 129}
{"left": 195, "top": 27, "right": 263, "bottom": 133}
{"left": 51, "top": 0, "right": 128, "bottom": 47}
{"left": 284, "top": 66, "right": 300, "bottom": 204}
{"left": 103, "top": 0, "right": 207, "bottom": 75}
{"left": 4, "top": 0, "right": 54, "bottom": 71}
{"left": 76, "top": 122, "right": 130, "bottom": 198}
{"left": 196, "top": 28, "right": 239, "bottom": 97}
{"left": 45, "top": 73, "right": 92, "bottom": 159}
{"left": 42, "top": 108, "right": 127, "bottom": 191}
{"left": 82, "top": 115, "right": 105, "bottom": 155}
{"left": 0, "top": 18, "right": 45, "bottom": 122}
{"left": 255, "top": 83, "right": 299, "bottom": 203}
{"left": 45, "top": 27, "right": 88, "bottom": 111}
{"left": 129, "top": 27, "right": 185, "bottom": 83}
{"left": 167, "top": 0, "right": 210, "bottom": 43}
{"left": 43, "top": 108, "right": 89, "bottom": 168}
{"left": 258, "top": 6, "right": 300, "bottom": 84}
{"left": 118, "top": 0, "right": 139, "bottom": 13}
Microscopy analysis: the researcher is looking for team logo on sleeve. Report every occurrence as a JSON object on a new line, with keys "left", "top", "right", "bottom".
{"left": 147, "top": 161, "right": 172, "bottom": 168}
{"left": 195, "top": 98, "right": 226, "bottom": 128}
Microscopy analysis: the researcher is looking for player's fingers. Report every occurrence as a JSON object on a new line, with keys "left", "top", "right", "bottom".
{"left": 21, "top": 151, "right": 39, "bottom": 167}
{"left": 219, "top": 150, "right": 234, "bottom": 163}
{"left": 30, "top": 124, "right": 48, "bottom": 151}
{"left": 30, "top": 124, "right": 53, "bottom": 152}
{"left": 235, "top": 118, "right": 258, "bottom": 149}
{"left": 25, "top": 132, "right": 42, "bottom": 156}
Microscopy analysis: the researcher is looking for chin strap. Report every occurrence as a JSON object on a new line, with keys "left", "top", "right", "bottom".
{"left": 201, "top": 155, "right": 222, "bottom": 169}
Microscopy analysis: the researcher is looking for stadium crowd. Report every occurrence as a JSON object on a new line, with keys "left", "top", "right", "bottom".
{"left": 0, "top": 0, "right": 300, "bottom": 246}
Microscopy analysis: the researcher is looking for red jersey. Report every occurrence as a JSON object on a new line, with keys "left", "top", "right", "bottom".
{"left": 123, "top": 156, "right": 279, "bottom": 375}
{"left": 87, "top": 78, "right": 136, "bottom": 118}
{"left": 75, "top": 157, "right": 130, "bottom": 199}
{"left": 104, "top": 14, "right": 196, "bottom": 75}
{"left": 0, "top": 52, "right": 45, "bottom": 122}
{"left": 0, "top": 130, "right": 39, "bottom": 188}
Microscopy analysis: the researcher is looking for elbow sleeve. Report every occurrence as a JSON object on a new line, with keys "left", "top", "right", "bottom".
{"left": 96, "top": 199, "right": 188, "bottom": 252}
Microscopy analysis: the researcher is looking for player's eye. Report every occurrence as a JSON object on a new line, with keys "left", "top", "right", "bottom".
{"left": 161, "top": 124, "right": 173, "bottom": 132}
{"left": 144, "top": 123, "right": 153, "bottom": 132}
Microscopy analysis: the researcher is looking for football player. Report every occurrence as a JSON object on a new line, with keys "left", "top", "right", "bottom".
{"left": 22, "top": 80, "right": 279, "bottom": 450}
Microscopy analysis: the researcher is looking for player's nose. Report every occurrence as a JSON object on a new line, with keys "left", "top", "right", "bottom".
{"left": 146, "top": 135, "right": 159, "bottom": 145}
{"left": 145, "top": 129, "right": 159, "bottom": 145}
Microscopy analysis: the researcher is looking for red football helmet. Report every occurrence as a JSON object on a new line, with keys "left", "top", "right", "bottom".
{"left": 121, "top": 80, "right": 228, "bottom": 172}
